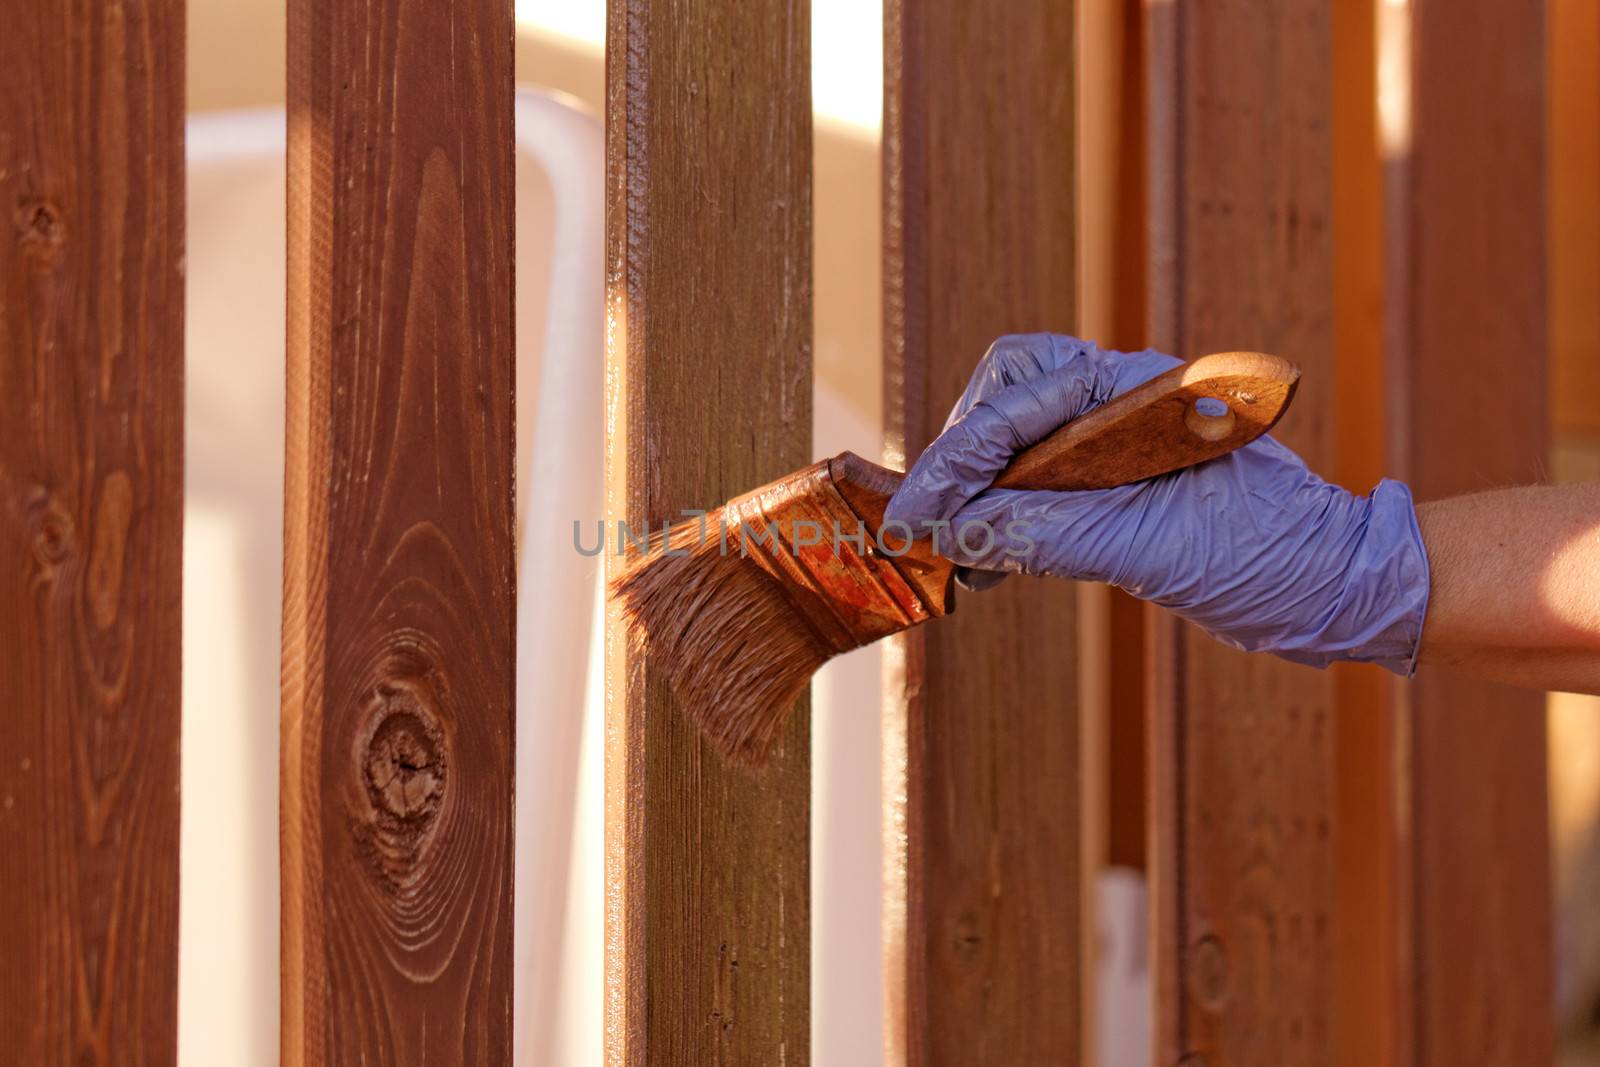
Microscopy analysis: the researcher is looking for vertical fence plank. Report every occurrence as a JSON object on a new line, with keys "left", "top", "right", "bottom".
{"left": 603, "top": 1, "right": 811, "bottom": 1064}
{"left": 1331, "top": 1, "right": 1401, "bottom": 1064}
{"left": 1331, "top": 0, "right": 1401, "bottom": 1063}
{"left": 1385, "top": 1, "right": 1554, "bottom": 1062}
{"left": 1145, "top": 2, "right": 1337, "bottom": 1063}
{"left": 0, "top": 0, "right": 185, "bottom": 1060}
{"left": 882, "top": 2, "right": 1079, "bottom": 1062}
{"left": 281, "top": 0, "right": 516, "bottom": 1059}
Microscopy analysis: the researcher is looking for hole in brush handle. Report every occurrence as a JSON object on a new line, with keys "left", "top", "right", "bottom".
{"left": 1185, "top": 395, "right": 1236, "bottom": 442}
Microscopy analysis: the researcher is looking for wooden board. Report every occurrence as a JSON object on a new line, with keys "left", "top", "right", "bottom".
{"left": 1551, "top": 0, "right": 1600, "bottom": 443}
{"left": 1144, "top": 2, "right": 1338, "bottom": 1062}
{"left": 1331, "top": 0, "right": 1400, "bottom": 1062}
{"left": 882, "top": 2, "right": 1080, "bottom": 1062}
{"left": 281, "top": 0, "right": 516, "bottom": 1060}
{"left": 1078, "top": 0, "right": 1150, "bottom": 877}
{"left": 603, "top": 1, "right": 811, "bottom": 1063}
{"left": 1384, "top": 1, "right": 1554, "bottom": 1062}
{"left": 1547, "top": 0, "right": 1600, "bottom": 1039}
{"left": 0, "top": 1, "right": 185, "bottom": 1061}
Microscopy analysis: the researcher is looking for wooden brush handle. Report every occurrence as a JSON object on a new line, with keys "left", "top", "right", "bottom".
{"left": 827, "top": 351, "right": 1300, "bottom": 619}
{"left": 990, "top": 350, "right": 1299, "bottom": 491}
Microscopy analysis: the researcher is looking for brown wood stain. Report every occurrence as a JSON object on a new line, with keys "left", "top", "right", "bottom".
{"left": 0, "top": 0, "right": 185, "bottom": 1060}
{"left": 603, "top": 0, "right": 813, "bottom": 1063}
{"left": 1145, "top": 1, "right": 1338, "bottom": 1063}
{"left": 883, "top": 0, "right": 1082, "bottom": 1061}
{"left": 281, "top": 0, "right": 517, "bottom": 1061}
{"left": 1386, "top": 1, "right": 1554, "bottom": 1063}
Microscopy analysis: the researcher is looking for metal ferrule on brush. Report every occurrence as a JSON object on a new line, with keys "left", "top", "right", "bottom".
{"left": 721, "top": 458, "right": 936, "bottom": 655}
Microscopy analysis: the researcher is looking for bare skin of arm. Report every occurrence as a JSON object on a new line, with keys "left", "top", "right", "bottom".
{"left": 1416, "top": 482, "right": 1600, "bottom": 694}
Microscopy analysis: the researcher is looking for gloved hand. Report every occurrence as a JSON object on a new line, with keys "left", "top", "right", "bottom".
{"left": 884, "top": 333, "right": 1430, "bottom": 674}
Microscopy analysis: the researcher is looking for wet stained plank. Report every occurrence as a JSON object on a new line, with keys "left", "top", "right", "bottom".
{"left": 0, "top": 0, "right": 185, "bottom": 1060}
{"left": 282, "top": 0, "right": 516, "bottom": 1060}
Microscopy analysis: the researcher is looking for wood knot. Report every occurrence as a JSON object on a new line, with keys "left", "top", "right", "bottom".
{"left": 363, "top": 689, "right": 446, "bottom": 824}
{"left": 950, "top": 911, "right": 983, "bottom": 963}
{"left": 1187, "top": 934, "right": 1232, "bottom": 1012}
{"left": 15, "top": 198, "right": 67, "bottom": 266}
{"left": 28, "top": 492, "right": 74, "bottom": 568}
{"left": 354, "top": 679, "right": 449, "bottom": 889}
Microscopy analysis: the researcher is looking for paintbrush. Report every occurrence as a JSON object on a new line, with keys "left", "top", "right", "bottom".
{"left": 612, "top": 351, "right": 1300, "bottom": 765}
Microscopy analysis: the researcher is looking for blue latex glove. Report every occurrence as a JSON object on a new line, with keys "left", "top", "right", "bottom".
{"left": 884, "top": 334, "right": 1430, "bottom": 674}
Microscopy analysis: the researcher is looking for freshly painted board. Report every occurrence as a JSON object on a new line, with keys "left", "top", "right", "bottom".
{"left": 0, "top": 0, "right": 185, "bottom": 1060}
{"left": 1145, "top": 2, "right": 1337, "bottom": 1062}
{"left": 882, "top": 1, "right": 1080, "bottom": 1062}
{"left": 1386, "top": 1, "right": 1554, "bottom": 1062}
{"left": 281, "top": 0, "right": 516, "bottom": 1061}
{"left": 603, "top": 1, "right": 811, "bottom": 1063}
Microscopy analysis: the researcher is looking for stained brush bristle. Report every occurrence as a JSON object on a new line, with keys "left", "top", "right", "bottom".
{"left": 610, "top": 516, "right": 832, "bottom": 766}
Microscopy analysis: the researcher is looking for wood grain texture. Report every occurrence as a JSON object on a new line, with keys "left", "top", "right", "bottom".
{"left": 882, "top": 1, "right": 1080, "bottom": 1061}
{"left": 1092, "top": 0, "right": 1151, "bottom": 880}
{"left": 1550, "top": 0, "right": 1600, "bottom": 442}
{"left": 1331, "top": 0, "right": 1399, "bottom": 1062}
{"left": 1385, "top": 1, "right": 1554, "bottom": 1062}
{"left": 0, "top": 0, "right": 184, "bottom": 1061}
{"left": 282, "top": 0, "right": 516, "bottom": 1060}
{"left": 603, "top": 0, "right": 811, "bottom": 1062}
{"left": 811, "top": 353, "right": 1298, "bottom": 649}
{"left": 991, "top": 352, "right": 1298, "bottom": 491}
{"left": 1145, "top": 1, "right": 1337, "bottom": 1062}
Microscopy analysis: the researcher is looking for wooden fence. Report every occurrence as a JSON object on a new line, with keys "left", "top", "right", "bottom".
{"left": 0, "top": 0, "right": 1560, "bottom": 1064}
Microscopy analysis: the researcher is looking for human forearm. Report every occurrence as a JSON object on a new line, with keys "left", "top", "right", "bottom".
{"left": 887, "top": 335, "right": 1600, "bottom": 696}
{"left": 1415, "top": 483, "right": 1600, "bottom": 693}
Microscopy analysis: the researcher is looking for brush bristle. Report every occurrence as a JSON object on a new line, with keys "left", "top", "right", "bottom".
{"left": 610, "top": 517, "right": 833, "bottom": 766}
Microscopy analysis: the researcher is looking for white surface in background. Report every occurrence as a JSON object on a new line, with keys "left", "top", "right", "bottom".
{"left": 514, "top": 0, "right": 884, "bottom": 131}
{"left": 808, "top": 2, "right": 885, "bottom": 1058}
{"left": 181, "top": 506, "right": 274, "bottom": 1064}
{"left": 811, "top": 0, "right": 883, "bottom": 131}
{"left": 181, "top": 92, "right": 606, "bottom": 1066}
{"left": 812, "top": 385, "right": 885, "bottom": 1065}
{"left": 514, "top": 0, "right": 604, "bottom": 52}
{"left": 543, "top": 581, "right": 607, "bottom": 1066}
{"left": 1097, "top": 868, "right": 1153, "bottom": 1067}
{"left": 510, "top": 92, "right": 606, "bottom": 1067}
{"left": 182, "top": 112, "right": 287, "bottom": 1066}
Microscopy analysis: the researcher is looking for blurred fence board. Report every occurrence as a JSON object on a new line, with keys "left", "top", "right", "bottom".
{"left": 1331, "top": 0, "right": 1401, "bottom": 1063}
{"left": 0, "top": 1, "right": 185, "bottom": 1060}
{"left": 603, "top": 1, "right": 812, "bottom": 1063}
{"left": 882, "top": 1, "right": 1081, "bottom": 1061}
{"left": 1145, "top": 2, "right": 1338, "bottom": 1062}
{"left": 1078, "top": 0, "right": 1151, "bottom": 882}
{"left": 1384, "top": 1, "right": 1554, "bottom": 1063}
{"left": 1551, "top": 0, "right": 1600, "bottom": 444}
{"left": 281, "top": 0, "right": 517, "bottom": 1060}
